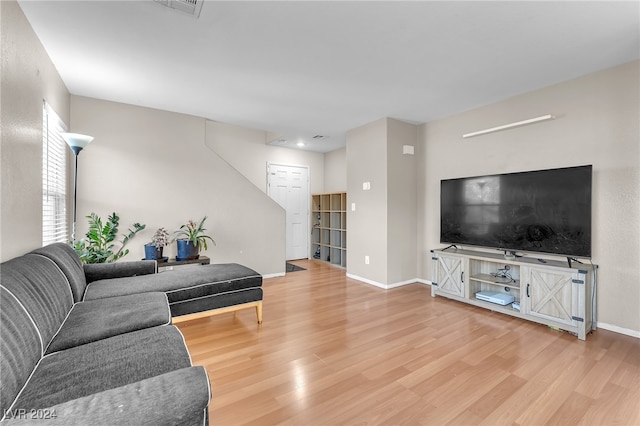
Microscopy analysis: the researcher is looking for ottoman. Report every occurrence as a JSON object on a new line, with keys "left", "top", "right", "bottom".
{"left": 84, "top": 263, "right": 263, "bottom": 323}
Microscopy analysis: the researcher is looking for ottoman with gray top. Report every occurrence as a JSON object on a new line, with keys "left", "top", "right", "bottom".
{"left": 84, "top": 263, "right": 263, "bottom": 323}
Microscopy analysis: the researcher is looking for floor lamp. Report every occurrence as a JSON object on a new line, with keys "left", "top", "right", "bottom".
{"left": 60, "top": 133, "right": 94, "bottom": 243}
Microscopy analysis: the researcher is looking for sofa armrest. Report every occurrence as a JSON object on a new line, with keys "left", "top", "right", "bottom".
{"left": 83, "top": 260, "right": 157, "bottom": 283}
{"left": 0, "top": 366, "right": 211, "bottom": 425}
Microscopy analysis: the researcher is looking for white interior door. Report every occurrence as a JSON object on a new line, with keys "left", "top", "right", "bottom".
{"left": 267, "top": 163, "right": 309, "bottom": 260}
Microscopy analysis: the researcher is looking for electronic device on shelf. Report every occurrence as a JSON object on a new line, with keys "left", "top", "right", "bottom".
{"left": 475, "top": 291, "right": 515, "bottom": 306}
{"left": 440, "top": 165, "right": 592, "bottom": 259}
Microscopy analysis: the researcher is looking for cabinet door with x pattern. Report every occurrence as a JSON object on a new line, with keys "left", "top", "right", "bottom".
{"left": 432, "top": 253, "right": 466, "bottom": 298}
{"left": 524, "top": 266, "right": 586, "bottom": 328}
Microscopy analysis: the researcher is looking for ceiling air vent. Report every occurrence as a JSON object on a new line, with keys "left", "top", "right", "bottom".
{"left": 312, "top": 135, "right": 329, "bottom": 140}
{"left": 153, "top": 0, "right": 203, "bottom": 18}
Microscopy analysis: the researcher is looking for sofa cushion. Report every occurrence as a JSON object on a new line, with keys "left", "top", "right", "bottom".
{"left": 12, "top": 325, "right": 192, "bottom": 410}
{"left": 1, "top": 254, "right": 73, "bottom": 346}
{"left": 2, "top": 367, "right": 210, "bottom": 425}
{"left": 45, "top": 292, "right": 171, "bottom": 355}
{"left": 84, "top": 263, "right": 261, "bottom": 302}
{"left": 0, "top": 287, "right": 43, "bottom": 415}
{"left": 31, "top": 243, "right": 87, "bottom": 302}
{"left": 83, "top": 260, "right": 157, "bottom": 284}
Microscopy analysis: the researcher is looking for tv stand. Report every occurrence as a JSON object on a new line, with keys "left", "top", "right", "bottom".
{"left": 430, "top": 248, "right": 597, "bottom": 340}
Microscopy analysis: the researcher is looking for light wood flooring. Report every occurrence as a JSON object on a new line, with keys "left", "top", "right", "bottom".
{"left": 176, "top": 259, "right": 640, "bottom": 425}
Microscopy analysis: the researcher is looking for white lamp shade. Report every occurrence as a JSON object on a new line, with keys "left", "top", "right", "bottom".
{"left": 60, "top": 132, "right": 94, "bottom": 150}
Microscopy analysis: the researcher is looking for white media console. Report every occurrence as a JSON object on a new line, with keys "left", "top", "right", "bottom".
{"left": 431, "top": 248, "right": 597, "bottom": 340}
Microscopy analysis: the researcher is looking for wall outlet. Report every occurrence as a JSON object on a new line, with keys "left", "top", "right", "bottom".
{"left": 365, "top": 255, "right": 370, "bottom": 265}
{"left": 351, "top": 202, "right": 356, "bottom": 211}
{"left": 362, "top": 182, "right": 371, "bottom": 190}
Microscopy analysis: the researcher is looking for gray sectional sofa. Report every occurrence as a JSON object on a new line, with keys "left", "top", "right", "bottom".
{"left": 0, "top": 243, "right": 263, "bottom": 425}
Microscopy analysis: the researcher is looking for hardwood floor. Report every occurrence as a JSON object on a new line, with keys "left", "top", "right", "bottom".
{"left": 176, "top": 260, "right": 640, "bottom": 425}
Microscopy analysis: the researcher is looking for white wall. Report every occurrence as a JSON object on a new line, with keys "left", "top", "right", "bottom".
{"left": 418, "top": 60, "right": 640, "bottom": 335}
{"left": 346, "top": 118, "right": 418, "bottom": 286}
{"left": 70, "top": 96, "right": 286, "bottom": 276}
{"left": 347, "top": 118, "right": 388, "bottom": 284}
{"left": 206, "top": 121, "right": 325, "bottom": 195}
{"left": 0, "top": 0, "right": 70, "bottom": 261}
{"left": 324, "top": 148, "right": 347, "bottom": 193}
{"left": 387, "top": 119, "right": 417, "bottom": 285}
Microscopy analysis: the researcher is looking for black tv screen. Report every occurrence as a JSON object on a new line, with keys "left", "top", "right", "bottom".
{"left": 440, "top": 165, "right": 592, "bottom": 258}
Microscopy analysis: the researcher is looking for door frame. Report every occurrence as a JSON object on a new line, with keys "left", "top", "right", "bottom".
{"left": 266, "top": 162, "right": 311, "bottom": 260}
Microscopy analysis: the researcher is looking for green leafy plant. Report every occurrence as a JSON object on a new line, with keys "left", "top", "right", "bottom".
{"left": 174, "top": 216, "right": 215, "bottom": 251}
{"left": 72, "top": 212, "right": 146, "bottom": 263}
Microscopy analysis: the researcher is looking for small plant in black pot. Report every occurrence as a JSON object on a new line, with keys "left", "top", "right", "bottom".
{"left": 174, "top": 217, "right": 215, "bottom": 261}
{"left": 144, "top": 227, "right": 171, "bottom": 261}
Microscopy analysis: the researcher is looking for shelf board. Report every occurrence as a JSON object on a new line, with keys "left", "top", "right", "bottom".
{"left": 471, "top": 297, "right": 522, "bottom": 314}
{"left": 470, "top": 273, "right": 520, "bottom": 289}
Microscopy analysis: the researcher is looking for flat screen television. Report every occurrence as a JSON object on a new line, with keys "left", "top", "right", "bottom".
{"left": 440, "top": 165, "right": 592, "bottom": 258}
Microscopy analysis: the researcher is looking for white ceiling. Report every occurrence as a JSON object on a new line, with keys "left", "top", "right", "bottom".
{"left": 18, "top": 1, "right": 640, "bottom": 153}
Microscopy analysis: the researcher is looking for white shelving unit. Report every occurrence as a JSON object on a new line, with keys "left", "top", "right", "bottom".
{"left": 431, "top": 248, "right": 597, "bottom": 340}
{"left": 311, "top": 192, "right": 347, "bottom": 268}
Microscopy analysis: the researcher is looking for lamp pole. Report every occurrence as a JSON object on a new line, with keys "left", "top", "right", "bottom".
{"left": 60, "top": 133, "right": 94, "bottom": 243}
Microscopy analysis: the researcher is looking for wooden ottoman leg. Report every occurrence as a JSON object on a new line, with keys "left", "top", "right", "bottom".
{"left": 256, "top": 301, "right": 263, "bottom": 324}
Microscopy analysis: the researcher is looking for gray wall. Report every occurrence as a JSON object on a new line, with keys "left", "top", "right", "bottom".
{"left": 418, "top": 60, "right": 640, "bottom": 335}
{"left": 1, "top": 0, "right": 70, "bottom": 261}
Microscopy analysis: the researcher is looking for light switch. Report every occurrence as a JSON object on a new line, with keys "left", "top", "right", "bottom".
{"left": 363, "top": 182, "right": 371, "bottom": 190}
{"left": 351, "top": 203, "right": 356, "bottom": 211}
{"left": 403, "top": 145, "right": 415, "bottom": 155}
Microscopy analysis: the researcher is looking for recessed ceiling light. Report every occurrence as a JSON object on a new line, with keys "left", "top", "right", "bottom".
{"left": 296, "top": 142, "right": 305, "bottom": 147}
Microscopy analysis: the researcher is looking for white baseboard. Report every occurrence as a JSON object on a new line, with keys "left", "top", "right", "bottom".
{"left": 596, "top": 322, "right": 640, "bottom": 339}
{"left": 263, "top": 272, "right": 286, "bottom": 279}
{"left": 346, "top": 273, "right": 430, "bottom": 290}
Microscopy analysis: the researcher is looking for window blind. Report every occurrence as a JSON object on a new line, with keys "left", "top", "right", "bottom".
{"left": 42, "top": 101, "right": 69, "bottom": 246}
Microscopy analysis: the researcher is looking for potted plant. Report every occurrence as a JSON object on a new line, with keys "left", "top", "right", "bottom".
{"left": 174, "top": 216, "right": 215, "bottom": 261}
{"left": 72, "top": 212, "right": 146, "bottom": 264}
{"left": 144, "top": 227, "right": 170, "bottom": 261}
